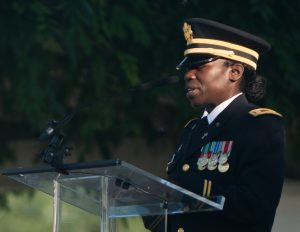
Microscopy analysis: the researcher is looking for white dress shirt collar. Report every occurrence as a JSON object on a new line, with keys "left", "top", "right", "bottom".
{"left": 202, "top": 92, "right": 243, "bottom": 124}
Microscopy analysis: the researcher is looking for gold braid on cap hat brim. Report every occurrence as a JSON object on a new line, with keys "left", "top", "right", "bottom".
{"left": 184, "top": 38, "right": 259, "bottom": 70}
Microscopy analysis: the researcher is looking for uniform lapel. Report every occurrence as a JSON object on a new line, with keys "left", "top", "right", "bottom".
{"left": 167, "top": 119, "right": 199, "bottom": 172}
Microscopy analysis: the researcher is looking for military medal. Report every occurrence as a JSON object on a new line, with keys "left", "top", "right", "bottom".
{"left": 218, "top": 141, "right": 233, "bottom": 165}
{"left": 208, "top": 153, "right": 218, "bottom": 170}
{"left": 201, "top": 155, "right": 209, "bottom": 166}
{"left": 207, "top": 142, "right": 221, "bottom": 171}
{"left": 218, "top": 162, "right": 230, "bottom": 173}
{"left": 218, "top": 153, "right": 228, "bottom": 164}
{"left": 217, "top": 141, "right": 233, "bottom": 173}
{"left": 198, "top": 163, "right": 206, "bottom": 171}
{"left": 207, "top": 163, "right": 217, "bottom": 171}
{"left": 197, "top": 143, "right": 211, "bottom": 170}
{"left": 197, "top": 153, "right": 208, "bottom": 170}
{"left": 207, "top": 142, "right": 216, "bottom": 170}
{"left": 218, "top": 141, "right": 227, "bottom": 164}
{"left": 208, "top": 154, "right": 218, "bottom": 166}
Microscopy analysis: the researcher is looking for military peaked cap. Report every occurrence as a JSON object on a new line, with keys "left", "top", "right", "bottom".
{"left": 176, "top": 18, "right": 271, "bottom": 70}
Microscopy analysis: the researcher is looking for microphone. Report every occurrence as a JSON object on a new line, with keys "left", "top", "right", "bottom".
{"left": 130, "top": 75, "right": 180, "bottom": 92}
{"left": 38, "top": 112, "right": 75, "bottom": 140}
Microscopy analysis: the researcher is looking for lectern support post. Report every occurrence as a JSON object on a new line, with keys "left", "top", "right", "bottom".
{"left": 99, "top": 176, "right": 116, "bottom": 232}
{"left": 53, "top": 179, "right": 61, "bottom": 232}
{"left": 164, "top": 205, "right": 168, "bottom": 231}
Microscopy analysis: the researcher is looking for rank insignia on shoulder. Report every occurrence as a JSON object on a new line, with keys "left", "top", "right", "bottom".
{"left": 249, "top": 108, "right": 283, "bottom": 118}
{"left": 184, "top": 118, "right": 198, "bottom": 128}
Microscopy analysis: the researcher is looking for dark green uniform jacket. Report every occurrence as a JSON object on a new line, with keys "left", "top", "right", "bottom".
{"left": 147, "top": 94, "right": 285, "bottom": 232}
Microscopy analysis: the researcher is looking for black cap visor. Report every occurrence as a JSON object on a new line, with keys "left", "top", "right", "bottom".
{"left": 176, "top": 54, "right": 218, "bottom": 70}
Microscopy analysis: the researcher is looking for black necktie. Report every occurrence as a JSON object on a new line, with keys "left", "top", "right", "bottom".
{"left": 200, "top": 116, "right": 209, "bottom": 127}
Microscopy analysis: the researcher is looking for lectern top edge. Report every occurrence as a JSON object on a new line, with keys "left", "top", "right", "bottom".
{"left": 1, "top": 159, "right": 122, "bottom": 176}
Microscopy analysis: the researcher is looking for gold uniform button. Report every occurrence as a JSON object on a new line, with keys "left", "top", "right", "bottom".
{"left": 182, "top": 164, "right": 190, "bottom": 172}
{"left": 177, "top": 228, "right": 184, "bottom": 232}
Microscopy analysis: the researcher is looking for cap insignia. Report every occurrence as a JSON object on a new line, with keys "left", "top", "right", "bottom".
{"left": 183, "top": 22, "right": 193, "bottom": 43}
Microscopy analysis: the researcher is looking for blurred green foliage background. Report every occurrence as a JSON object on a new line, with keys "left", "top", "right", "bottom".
{"left": 0, "top": 191, "right": 148, "bottom": 231}
{"left": 0, "top": 0, "right": 300, "bottom": 230}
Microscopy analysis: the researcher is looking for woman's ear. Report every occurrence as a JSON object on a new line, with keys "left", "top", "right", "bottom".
{"left": 229, "top": 63, "right": 244, "bottom": 82}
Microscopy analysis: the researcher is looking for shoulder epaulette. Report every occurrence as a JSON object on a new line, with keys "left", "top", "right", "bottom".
{"left": 184, "top": 118, "right": 198, "bottom": 128}
{"left": 249, "top": 108, "right": 283, "bottom": 118}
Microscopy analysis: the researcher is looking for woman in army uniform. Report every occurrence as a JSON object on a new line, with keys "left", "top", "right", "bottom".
{"left": 146, "top": 18, "right": 285, "bottom": 232}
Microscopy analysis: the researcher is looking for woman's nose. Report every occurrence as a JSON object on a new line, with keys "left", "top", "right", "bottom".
{"left": 184, "top": 69, "right": 197, "bottom": 81}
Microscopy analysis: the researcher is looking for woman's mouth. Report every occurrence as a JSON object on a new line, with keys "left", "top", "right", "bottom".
{"left": 186, "top": 87, "right": 200, "bottom": 98}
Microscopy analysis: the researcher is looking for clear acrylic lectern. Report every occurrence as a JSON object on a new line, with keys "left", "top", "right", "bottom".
{"left": 1, "top": 160, "right": 225, "bottom": 232}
